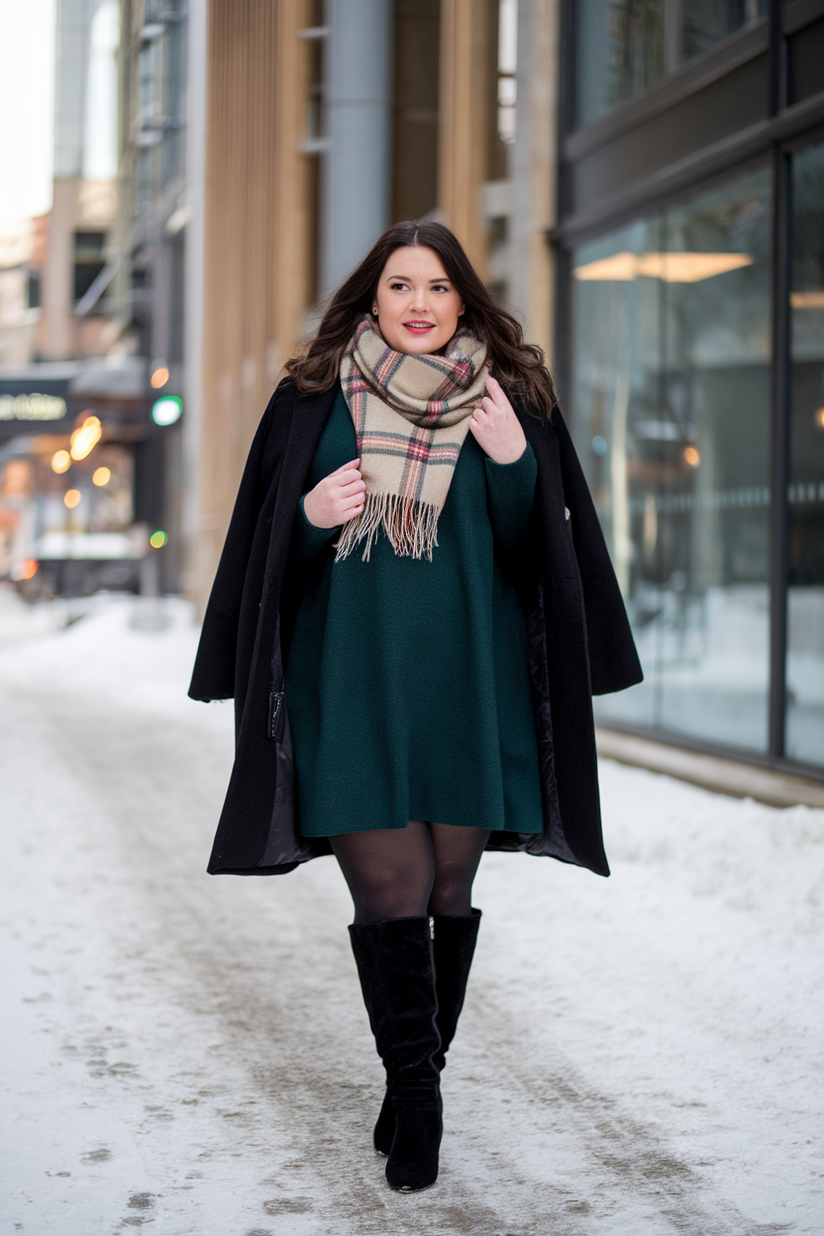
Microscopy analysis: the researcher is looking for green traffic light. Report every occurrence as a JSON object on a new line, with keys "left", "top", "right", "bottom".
{"left": 151, "top": 396, "right": 182, "bottom": 426}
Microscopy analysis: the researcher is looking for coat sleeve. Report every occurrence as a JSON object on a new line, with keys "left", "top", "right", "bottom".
{"left": 554, "top": 407, "right": 643, "bottom": 696}
{"left": 188, "top": 384, "right": 287, "bottom": 702}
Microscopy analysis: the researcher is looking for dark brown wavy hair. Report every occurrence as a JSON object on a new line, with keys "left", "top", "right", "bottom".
{"left": 286, "top": 220, "right": 556, "bottom": 418}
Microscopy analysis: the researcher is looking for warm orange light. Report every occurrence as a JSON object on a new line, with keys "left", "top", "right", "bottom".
{"left": 684, "top": 446, "right": 701, "bottom": 467}
{"left": 70, "top": 415, "right": 102, "bottom": 461}
{"left": 574, "top": 251, "right": 753, "bottom": 283}
{"left": 92, "top": 466, "right": 111, "bottom": 486}
{"left": 815, "top": 407, "right": 824, "bottom": 430}
{"left": 19, "top": 559, "right": 37, "bottom": 580}
{"left": 64, "top": 488, "right": 82, "bottom": 508}
{"left": 151, "top": 366, "right": 170, "bottom": 389}
{"left": 51, "top": 449, "right": 71, "bottom": 474}
{"left": 791, "top": 291, "right": 824, "bottom": 309}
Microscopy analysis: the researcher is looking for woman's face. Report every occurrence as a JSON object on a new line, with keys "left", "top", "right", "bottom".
{"left": 372, "top": 246, "right": 465, "bottom": 354}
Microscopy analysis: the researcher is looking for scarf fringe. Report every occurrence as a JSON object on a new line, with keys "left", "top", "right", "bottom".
{"left": 334, "top": 492, "right": 440, "bottom": 563}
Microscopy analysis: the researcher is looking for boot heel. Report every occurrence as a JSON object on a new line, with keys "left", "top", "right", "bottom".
{"left": 373, "top": 1089, "right": 394, "bottom": 1156}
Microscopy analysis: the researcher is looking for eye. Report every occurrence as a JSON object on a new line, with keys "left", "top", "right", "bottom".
{"left": 389, "top": 281, "right": 409, "bottom": 292}
{"left": 432, "top": 284, "right": 450, "bottom": 293}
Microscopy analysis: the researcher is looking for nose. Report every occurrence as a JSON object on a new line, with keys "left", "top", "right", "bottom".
{"left": 409, "top": 285, "right": 429, "bottom": 313}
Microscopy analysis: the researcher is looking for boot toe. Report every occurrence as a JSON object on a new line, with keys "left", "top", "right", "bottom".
{"left": 384, "top": 1097, "right": 442, "bottom": 1191}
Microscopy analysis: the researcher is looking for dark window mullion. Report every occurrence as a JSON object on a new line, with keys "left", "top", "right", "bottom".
{"left": 654, "top": 212, "right": 668, "bottom": 730}
{"left": 769, "top": 0, "right": 789, "bottom": 116}
{"left": 768, "top": 144, "right": 791, "bottom": 757}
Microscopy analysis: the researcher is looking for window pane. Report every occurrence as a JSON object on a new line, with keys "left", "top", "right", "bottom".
{"left": 571, "top": 217, "right": 665, "bottom": 729}
{"left": 571, "top": 166, "right": 772, "bottom": 751}
{"left": 576, "top": 0, "right": 767, "bottom": 128}
{"left": 656, "top": 169, "right": 772, "bottom": 749}
{"left": 786, "top": 142, "right": 824, "bottom": 768}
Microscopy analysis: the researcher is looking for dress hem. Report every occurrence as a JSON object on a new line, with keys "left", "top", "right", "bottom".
{"left": 299, "top": 813, "right": 544, "bottom": 839}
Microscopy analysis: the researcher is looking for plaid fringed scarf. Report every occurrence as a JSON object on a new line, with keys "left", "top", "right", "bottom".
{"left": 336, "top": 315, "right": 489, "bottom": 561}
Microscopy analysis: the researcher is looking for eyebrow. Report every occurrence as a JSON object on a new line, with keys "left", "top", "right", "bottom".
{"left": 386, "top": 274, "right": 452, "bottom": 284}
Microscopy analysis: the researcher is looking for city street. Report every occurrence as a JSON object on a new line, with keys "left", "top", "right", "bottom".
{"left": 1, "top": 585, "right": 822, "bottom": 1236}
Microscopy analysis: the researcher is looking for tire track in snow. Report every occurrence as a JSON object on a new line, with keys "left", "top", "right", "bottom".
{"left": 1, "top": 609, "right": 810, "bottom": 1235}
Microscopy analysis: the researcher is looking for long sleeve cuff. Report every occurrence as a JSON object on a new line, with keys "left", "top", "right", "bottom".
{"left": 290, "top": 495, "right": 339, "bottom": 568}
{"left": 484, "top": 443, "right": 538, "bottom": 549}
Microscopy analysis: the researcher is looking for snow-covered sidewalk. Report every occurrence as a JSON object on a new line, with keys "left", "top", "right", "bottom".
{"left": 1, "top": 585, "right": 822, "bottom": 1235}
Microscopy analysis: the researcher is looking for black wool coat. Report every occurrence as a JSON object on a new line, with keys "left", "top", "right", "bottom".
{"left": 189, "top": 377, "right": 642, "bottom": 878}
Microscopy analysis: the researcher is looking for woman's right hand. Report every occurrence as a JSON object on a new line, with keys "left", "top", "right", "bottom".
{"left": 303, "top": 458, "right": 366, "bottom": 528}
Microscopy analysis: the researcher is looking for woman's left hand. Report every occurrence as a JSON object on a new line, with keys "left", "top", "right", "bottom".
{"left": 468, "top": 375, "right": 527, "bottom": 465}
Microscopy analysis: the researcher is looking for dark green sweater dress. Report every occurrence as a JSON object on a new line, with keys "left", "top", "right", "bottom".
{"left": 284, "top": 389, "right": 543, "bottom": 838}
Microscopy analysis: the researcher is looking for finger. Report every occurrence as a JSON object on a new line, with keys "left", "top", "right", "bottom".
{"left": 487, "top": 376, "right": 511, "bottom": 412}
{"left": 340, "top": 483, "right": 366, "bottom": 501}
{"left": 334, "top": 468, "right": 363, "bottom": 487}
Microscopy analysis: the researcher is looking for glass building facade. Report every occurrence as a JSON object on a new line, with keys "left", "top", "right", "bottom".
{"left": 787, "top": 140, "right": 824, "bottom": 765}
{"left": 576, "top": 0, "right": 769, "bottom": 126}
{"left": 559, "top": 1, "right": 824, "bottom": 774}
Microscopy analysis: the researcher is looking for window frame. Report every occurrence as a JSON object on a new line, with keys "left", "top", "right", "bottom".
{"left": 555, "top": 0, "right": 824, "bottom": 780}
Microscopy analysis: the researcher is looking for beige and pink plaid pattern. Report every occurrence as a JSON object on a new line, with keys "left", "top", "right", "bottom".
{"left": 336, "top": 316, "right": 489, "bottom": 561}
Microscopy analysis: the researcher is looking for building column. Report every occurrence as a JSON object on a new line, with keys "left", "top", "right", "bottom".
{"left": 437, "top": 0, "right": 498, "bottom": 277}
{"left": 320, "top": 0, "right": 394, "bottom": 293}
{"left": 194, "top": 0, "right": 318, "bottom": 613}
{"left": 181, "top": 0, "right": 207, "bottom": 602}
{"left": 509, "top": 0, "right": 559, "bottom": 366}
{"left": 41, "top": 178, "right": 80, "bottom": 359}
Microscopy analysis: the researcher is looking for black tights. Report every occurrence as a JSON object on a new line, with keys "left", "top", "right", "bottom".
{"left": 331, "top": 820, "right": 490, "bottom": 924}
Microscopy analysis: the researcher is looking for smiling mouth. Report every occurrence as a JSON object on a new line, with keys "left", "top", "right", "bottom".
{"left": 403, "top": 321, "right": 435, "bottom": 332}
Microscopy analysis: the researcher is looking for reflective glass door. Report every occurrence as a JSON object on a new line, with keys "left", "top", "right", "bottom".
{"left": 786, "top": 141, "right": 824, "bottom": 767}
{"left": 571, "top": 164, "right": 772, "bottom": 751}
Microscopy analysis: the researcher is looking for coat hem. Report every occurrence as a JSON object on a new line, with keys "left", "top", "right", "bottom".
{"left": 207, "top": 841, "right": 608, "bottom": 877}
{"left": 207, "top": 862, "right": 302, "bottom": 876}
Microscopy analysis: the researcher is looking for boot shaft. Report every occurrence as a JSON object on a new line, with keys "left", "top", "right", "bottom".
{"left": 348, "top": 916, "right": 441, "bottom": 1093}
{"left": 432, "top": 908, "right": 481, "bottom": 1071}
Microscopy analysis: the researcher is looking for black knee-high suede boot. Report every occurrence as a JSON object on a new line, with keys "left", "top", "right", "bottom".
{"left": 348, "top": 917, "right": 443, "bottom": 1191}
{"left": 373, "top": 909, "right": 481, "bottom": 1157}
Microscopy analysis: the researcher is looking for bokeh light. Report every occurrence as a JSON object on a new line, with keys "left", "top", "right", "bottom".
{"left": 51, "top": 450, "right": 71, "bottom": 473}
{"left": 684, "top": 446, "right": 700, "bottom": 467}
{"left": 149, "top": 529, "right": 167, "bottom": 548}
{"left": 70, "top": 415, "right": 102, "bottom": 461}
{"left": 151, "top": 396, "right": 182, "bottom": 426}
{"left": 92, "top": 466, "right": 111, "bottom": 486}
{"left": 19, "top": 560, "right": 37, "bottom": 580}
{"left": 815, "top": 407, "right": 824, "bottom": 429}
{"left": 64, "top": 489, "right": 82, "bottom": 508}
{"left": 151, "top": 366, "right": 170, "bottom": 389}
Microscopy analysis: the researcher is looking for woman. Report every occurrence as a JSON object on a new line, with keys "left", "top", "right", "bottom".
{"left": 189, "top": 220, "right": 642, "bottom": 1193}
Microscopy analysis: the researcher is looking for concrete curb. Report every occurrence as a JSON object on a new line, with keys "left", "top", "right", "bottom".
{"left": 596, "top": 726, "right": 824, "bottom": 810}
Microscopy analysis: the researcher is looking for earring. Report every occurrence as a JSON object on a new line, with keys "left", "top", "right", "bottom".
{"left": 372, "top": 307, "right": 378, "bottom": 316}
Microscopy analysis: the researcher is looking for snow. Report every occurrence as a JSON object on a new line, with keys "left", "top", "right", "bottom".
{"left": 1, "top": 584, "right": 822, "bottom": 1235}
